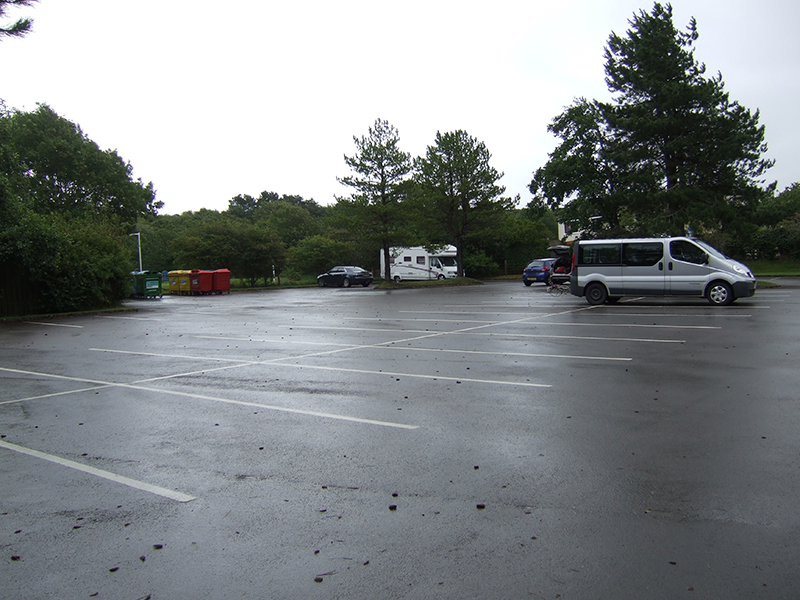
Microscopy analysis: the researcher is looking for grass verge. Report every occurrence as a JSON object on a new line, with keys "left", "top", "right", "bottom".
{"left": 374, "top": 277, "right": 483, "bottom": 289}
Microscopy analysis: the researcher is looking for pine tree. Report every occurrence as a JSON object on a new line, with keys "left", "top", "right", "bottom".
{"left": 0, "top": 0, "right": 38, "bottom": 40}
{"left": 531, "top": 2, "right": 774, "bottom": 242}
{"left": 337, "top": 119, "right": 412, "bottom": 281}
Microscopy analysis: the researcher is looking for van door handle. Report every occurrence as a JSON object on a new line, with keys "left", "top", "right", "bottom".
{"left": 659, "top": 262, "right": 663, "bottom": 271}
{"left": 668, "top": 262, "right": 673, "bottom": 271}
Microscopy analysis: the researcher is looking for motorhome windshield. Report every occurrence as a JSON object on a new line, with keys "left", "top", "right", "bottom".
{"left": 439, "top": 257, "right": 457, "bottom": 267}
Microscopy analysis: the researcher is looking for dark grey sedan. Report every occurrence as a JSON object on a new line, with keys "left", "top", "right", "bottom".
{"left": 317, "top": 266, "right": 374, "bottom": 288}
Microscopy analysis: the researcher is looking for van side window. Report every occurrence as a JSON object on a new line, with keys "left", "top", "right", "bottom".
{"left": 416, "top": 256, "right": 425, "bottom": 265}
{"left": 403, "top": 256, "right": 411, "bottom": 262}
{"left": 623, "top": 242, "right": 663, "bottom": 266}
{"left": 670, "top": 241, "right": 706, "bottom": 264}
{"left": 579, "top": 244, "right": 620, "bottom": 265}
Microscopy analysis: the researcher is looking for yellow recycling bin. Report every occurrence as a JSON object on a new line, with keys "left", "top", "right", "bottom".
{"left": 168, "top": 270, "right": 191, "bottom": 295}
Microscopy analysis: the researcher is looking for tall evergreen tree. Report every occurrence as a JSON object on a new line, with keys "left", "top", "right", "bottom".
{"left": 0, "top": 0, "right": 37, "bottom": 39}
{"left": 414, "top": 130, "right": 511, "bottom": 276}
{"left": 530, "top": 98, "right": 640, "bottom": 237}
{"left": 337, "top": 119, "right": 412, "bottom": 281}
{"left": 531, "top": 2, "right": 773, "bottom": 242}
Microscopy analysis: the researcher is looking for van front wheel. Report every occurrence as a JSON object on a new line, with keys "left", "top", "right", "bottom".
{"left": 585, "top": 283, "right": 608, "bottom": 305}
{"left": 707, "top": 281, "right": 733, "bottom": 305}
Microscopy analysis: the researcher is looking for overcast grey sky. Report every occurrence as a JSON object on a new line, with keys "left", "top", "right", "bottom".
{"left": 2, "top": 0, "right": 797, "bottom": 215}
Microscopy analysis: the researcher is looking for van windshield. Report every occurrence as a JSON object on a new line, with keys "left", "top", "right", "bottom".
{"left": 693, "top": 239, "right": 727, "bottom": 260}
{"left": 438, "top": 257, "right": 457, "bottom": 267}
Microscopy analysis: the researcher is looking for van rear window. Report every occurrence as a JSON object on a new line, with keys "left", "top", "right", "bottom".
{"left": 578, "top": 244, "right": 620, "bottom": 265}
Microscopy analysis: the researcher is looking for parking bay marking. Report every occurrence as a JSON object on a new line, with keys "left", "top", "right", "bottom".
{"left": 0, "top": 384, "right": 116, "bottom": 406}
{"left": 286, "top": 325, "right": 685, "bottom": 344}
{"left": 101, "top": 315, "right": 163, "bottom": 321}
{"left": 0, "top": 439, "right": 196, "bottom": 503}
{"left": 89, "top": 348, "right": 553, "bottom": 389}
{"left": 399, "top": 310, "right": 752, "bottom": 319}
{"left": 350, "top": 317, "right": 720, "bottom": 330}
{"left": 191, "top": 335, "right": 633, "bottom": 362}
{"left": 0, "top": 364, "right": 419, "bottom": 430}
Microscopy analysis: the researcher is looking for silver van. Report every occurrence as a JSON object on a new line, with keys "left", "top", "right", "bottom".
{"left": 570, "top": 237, "right": 756, "bottom": 306}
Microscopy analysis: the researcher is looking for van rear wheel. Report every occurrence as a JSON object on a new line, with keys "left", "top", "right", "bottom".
{"left": 585, "top": 283, "right": 608, "bottom": 305}
{"left": 707, "top": 281, "right": 733, "bottom": 305}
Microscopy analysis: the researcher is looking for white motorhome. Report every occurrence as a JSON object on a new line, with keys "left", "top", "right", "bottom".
{"left": 380, "top": 246, "right": 459, "bottom": 281}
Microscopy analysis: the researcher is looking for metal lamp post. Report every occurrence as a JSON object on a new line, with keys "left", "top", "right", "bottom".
{"left": 129, "top": 232, "right": 142, "bottom": 272}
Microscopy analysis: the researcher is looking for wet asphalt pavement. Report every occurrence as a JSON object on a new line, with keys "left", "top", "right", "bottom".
{"left": 1, "top": 280, "right": 800, "bottom": 599}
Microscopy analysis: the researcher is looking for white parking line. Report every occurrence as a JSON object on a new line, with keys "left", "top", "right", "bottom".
{"left": 102, "top": 315, "right": 163, "bottom": 321}
{"left": 123, "top": 384, "right": 421, "bottom": 429}
{"left": 544, "top": 322, "right": 720, "bottom": 329}
{"left": 193, "top": 335, "right": 357, "bottom": 349}
{"left": 353, "top": 317, "right": 500, "bottom": 324}
{"left": 190, "top": 335, "right": 631, "bottom": 362}
{"left": 87, "top": 348, "right": 260, "bottom": 364}
{"left": 89, "top": 348, "right": 553, "bottom": 389}
{"left": 25, "top": 322, "right": 83, "bottom": 328}
{"left": 584, "top": 312, "right": 752, "bottom": 318}
{"left": 180, "top": 310, "right": 239, "bottom": 316}
{"left": 350, "top": 317, "right": 719, "bottom": 330}
{"left": 271, "top": 363, "right": 552, "bottom": 388}
{"left": 0, "top": 366, "right": 121, "bottom": 387}
{"left": 0, "top": 365, "right": 420, "bottom": 429}
{"left": 285, "top": 325, "right": 685, "bottom": 344}
{"left": 0, "top": 385, "right": 115, "bottom": 406}
{"left": 0, "top": 439, "right": 196, "bottom": 502}
{"left": 399, "top": 310, "right": 752, "bottom": 318}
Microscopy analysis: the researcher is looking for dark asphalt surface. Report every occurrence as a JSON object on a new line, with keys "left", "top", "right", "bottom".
{"left": 1, "top": 280, "right": 800, "bottom": 599}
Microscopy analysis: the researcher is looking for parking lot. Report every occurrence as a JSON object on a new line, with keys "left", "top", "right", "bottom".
{"left": 2, "top": 280, "right": 800, "bottom": 599}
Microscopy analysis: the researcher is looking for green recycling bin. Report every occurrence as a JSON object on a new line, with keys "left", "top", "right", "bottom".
{"left": 141, "top": 270, "right": 163, "bottom": 298}
{"left": 131, "top": 271, "right": 162, "bottom": 298}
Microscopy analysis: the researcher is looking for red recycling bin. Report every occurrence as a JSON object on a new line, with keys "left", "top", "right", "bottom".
{"left": 190, "top": 270, "right": 213, "bottom": 295}
{"left": 212, "top": 268, "right": 231, "bottom": 294}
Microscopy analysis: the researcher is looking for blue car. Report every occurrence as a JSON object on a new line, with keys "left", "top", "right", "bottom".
{"left": 523, "top": 258, "right": 557, "bottom": 286}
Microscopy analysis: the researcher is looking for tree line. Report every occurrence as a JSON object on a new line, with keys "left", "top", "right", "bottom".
{"left": 131, "top": 175, "right": 554, "bottom": 287}
{"left": 2, "top": 1, "right": 798, "bottom": 316}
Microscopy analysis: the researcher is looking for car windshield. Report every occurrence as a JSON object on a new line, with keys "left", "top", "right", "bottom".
{"left": 692, "top": 239, "right": 727, "bottom": 260}
{"left": 527, "top": 260, "right": 548, "bottom": 268}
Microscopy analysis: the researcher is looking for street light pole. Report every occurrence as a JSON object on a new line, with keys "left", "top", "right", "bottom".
{"left": 129, "top": 232, "right": 142, "bottom": 271}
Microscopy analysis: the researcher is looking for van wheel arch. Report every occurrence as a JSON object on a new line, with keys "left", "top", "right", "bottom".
{"left": 707, "top": 280, "right": 734, "bottom": 305}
